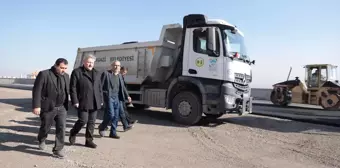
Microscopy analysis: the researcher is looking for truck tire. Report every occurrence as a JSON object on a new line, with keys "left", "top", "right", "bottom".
{"left": 171, "top": 91, "right": 202, "bottom": 125}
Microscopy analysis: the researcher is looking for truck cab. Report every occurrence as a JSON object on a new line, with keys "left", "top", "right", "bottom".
{"left": 182, "top": 18, "right": 253, "bottom": 108}
{"left": 157, "top": 14, "right": 255, "bottom": 124}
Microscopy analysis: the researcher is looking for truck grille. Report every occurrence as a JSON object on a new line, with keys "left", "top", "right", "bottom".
{"left": 235, "top": 89, "right": 249, "bottom": 95}
{"left": 234, "top": 73, "right": 251, "bottom": 85}
{"left": 233, "top": 83, "right": 249, "bottom": 91}
{"left": 233, "top": 73, "right": 250, "bottom": 94}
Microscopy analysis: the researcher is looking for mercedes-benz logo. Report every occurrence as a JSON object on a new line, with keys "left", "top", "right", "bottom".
{"left": 242, "top": 73, "right": 246, "bottom": 83}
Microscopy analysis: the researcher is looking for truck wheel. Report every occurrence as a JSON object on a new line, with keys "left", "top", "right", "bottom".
{"left": 172, "top": 91, "right": 202, "bottom": 125}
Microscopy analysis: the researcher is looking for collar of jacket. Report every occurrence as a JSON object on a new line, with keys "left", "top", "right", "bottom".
{"left": 108, "top": 69, "right": 120, "bottom": 75}
{"left": 50, "top": 66, "right": 61, "bottom": 76}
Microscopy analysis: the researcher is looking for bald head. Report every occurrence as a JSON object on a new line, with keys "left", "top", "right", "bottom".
{"left": 111, "top": 61, "right": 121, "bottom": 74}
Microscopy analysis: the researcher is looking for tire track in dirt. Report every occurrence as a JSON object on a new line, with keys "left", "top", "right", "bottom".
{"left": 268, "top": 133, "right": 340, "bottom": 166}
{"left": 284, "top": 147, "right": 340, "bottom": 168}
{"left": 187, "top": 126, "right": 266, "bottom": 168}
{"left": 282, "top": 140, "right": 340, "bottom": 168}
{"left": 253, "top": 131, "right": 340, "bottom": 167}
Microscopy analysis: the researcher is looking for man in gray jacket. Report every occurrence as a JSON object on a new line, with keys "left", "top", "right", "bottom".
{"left": 98, "top": 61, "right": 132, "bottom": 139}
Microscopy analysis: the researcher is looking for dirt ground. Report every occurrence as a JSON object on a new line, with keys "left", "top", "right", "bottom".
{"left": 0, "top": 87, "right": 340, "bottom": 168}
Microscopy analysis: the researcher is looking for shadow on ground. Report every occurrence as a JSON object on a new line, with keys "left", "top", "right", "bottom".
{"left": 1, "top": 98, "right": 340, "bottom": 136}
{"left": 0, "top": 131, "right": 54, "bottom": 157}
{"left": 0, "top": 98, "right": 32, "bottom": 112}
{"left": 0, "top": 98, "right": 184, "bottom": 128}
{"left": 199, "top": 115, "right": 340, "bottom": 135}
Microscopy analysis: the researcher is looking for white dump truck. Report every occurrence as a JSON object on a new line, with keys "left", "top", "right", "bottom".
{"left": 74, "top": 14, "right": 255, "bottom": 125}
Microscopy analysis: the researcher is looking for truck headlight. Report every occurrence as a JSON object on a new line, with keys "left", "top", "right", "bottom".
{"left": 224, "top": 95, "right": 235, "bottom": 104}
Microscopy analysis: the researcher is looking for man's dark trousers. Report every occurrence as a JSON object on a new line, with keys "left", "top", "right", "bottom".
{"left": 99, "top": 95, "right": 129, "bottom": 136}
{"left": 69, "top": 66, "right": 103, "bottom": 147}
{"left": 123, "top": 103, "right": 133, "bottom": 124}
{"left": 38, "top": 106, "right": 67, "bottom": 152}
{"left": 70, "top": 109, "right": 97, "bottom": 143}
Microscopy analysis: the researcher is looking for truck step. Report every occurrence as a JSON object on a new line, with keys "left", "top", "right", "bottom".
{"left": 131, "top": 100, "right": 142, "bottom": 104}
{"left": 128, "top": 91, "right": 142, "bottom": 94}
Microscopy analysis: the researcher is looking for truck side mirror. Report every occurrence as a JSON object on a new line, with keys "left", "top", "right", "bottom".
{"left": 206, "top": 27, "right": 217, "bottom": 57}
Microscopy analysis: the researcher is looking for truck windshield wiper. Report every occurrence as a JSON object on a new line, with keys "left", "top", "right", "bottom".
{"left": 240, "top": 55, "right": 250, "bottom": 63}
{"left": 227, "top": 54, "right": 250, "bottom": 64}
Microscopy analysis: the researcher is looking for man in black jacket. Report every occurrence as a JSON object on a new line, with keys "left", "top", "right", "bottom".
{"left": 32, "top": 58, "right": 70, "bottom": 158}
{"left": 69, "top": 54, "right": 103, "bottom": 148}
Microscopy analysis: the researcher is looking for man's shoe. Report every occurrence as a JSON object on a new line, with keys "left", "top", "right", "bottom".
{"left": 124, "top": 125, "right": 132, "bottom": 132}
{"left": 130, "top": 120, "right": 138, "bottom": 125}
{"left": 98, "top": 124, "right": 109, "bottom": 131}
{"left": 38, "top": 141, "right": 46, "bottom": 150}
{"left": 53, "top": 150, "right": 65, "bottom": 158}
{"left": 85, "top": 141, "right": 97, "bottom": 148}
{"left": 99, "top": 130, "right": 106, "bottom": 137}
{"left": 69, "top": 135, "right": 76, "bottom": 145}
{"left": 109, "top": 134, "right": 120, "bottom": 139}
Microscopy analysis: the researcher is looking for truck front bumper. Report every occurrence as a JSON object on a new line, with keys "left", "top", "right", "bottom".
{"left": 220, "top": 83, "right": 253, "bottom": 115}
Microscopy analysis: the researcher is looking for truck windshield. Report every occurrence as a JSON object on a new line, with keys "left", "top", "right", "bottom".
{"left": 223, "top": 29, "right": 249, "bottom": 61}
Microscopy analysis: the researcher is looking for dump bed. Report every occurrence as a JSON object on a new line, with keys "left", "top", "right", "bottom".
{"left": 74, "top": 24, "right": 183, "bottom": 85}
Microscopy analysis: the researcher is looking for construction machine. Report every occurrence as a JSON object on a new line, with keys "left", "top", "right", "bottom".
{"left": 270, "top": 64, "right": 340, "bottom": 110}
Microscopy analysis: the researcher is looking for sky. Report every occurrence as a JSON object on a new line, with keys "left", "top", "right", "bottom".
{"left": 1, "top": 0, "right": 339, "bottom": 88}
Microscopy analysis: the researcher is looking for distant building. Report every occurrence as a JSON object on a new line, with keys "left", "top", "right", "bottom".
{"left": 27, "top": 74, "right": 36, "bottom": 79}
{"left": 27, "top": 71, "right": 39, "bottom": 79}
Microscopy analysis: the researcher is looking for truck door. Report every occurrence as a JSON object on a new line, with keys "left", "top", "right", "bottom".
{"left": 183, "top": 27, "right": 224, "bottom": 80}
